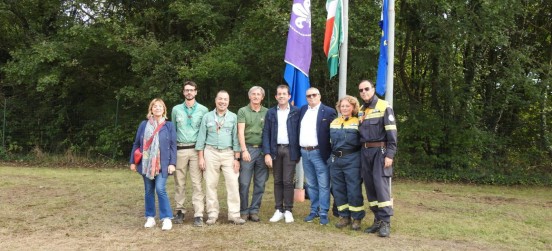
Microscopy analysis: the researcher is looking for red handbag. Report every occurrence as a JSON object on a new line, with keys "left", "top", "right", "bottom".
{"left": 133, "top": 121, "right": 165, "bottom": 165}
{"left": 133, "top": 148, "right": 143, "bottom": 164}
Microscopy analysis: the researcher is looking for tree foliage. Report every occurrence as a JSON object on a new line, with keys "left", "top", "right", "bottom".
{"left": 0, "top": 0, "right": 550, "bottom": 183}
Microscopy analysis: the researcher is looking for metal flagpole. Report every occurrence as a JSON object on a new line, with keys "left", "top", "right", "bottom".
{"left": 385, "top": 0, "right": 395, "bottom": 207}
{"left": 338, "top": 0, "right": 348, "bottom": 100}
{"left": 385, "top": 0, "right": 395, "bottom": 107}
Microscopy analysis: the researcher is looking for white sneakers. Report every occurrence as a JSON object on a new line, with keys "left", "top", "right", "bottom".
{"left": 144, "top": 217, "right": 172, "bottom": 230}
{"left": 284, "top": 210, "right": 294, "bottom": 223}
{"left": 269, "top": 210, "right": 294, "bottom": 223}
{"left": 269, "top": 210, "right": 284, "bottom": 222}
{"left": 144, "top": 217, "right": 156, "bottom": 228}
{"left": 161, "top": 218, "right": 172, "bottom": 230}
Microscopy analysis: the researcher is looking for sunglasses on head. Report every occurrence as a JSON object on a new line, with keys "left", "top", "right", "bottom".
{"left": 359, "top": 87, "right": 371, "bottom": 93}
{"left": 306, "top": 93, "right": 319, "bottom": 98}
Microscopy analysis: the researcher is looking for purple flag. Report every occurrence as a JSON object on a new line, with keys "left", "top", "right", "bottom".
{"left": 284, "top": 0, "right": 312, "bottom": 76}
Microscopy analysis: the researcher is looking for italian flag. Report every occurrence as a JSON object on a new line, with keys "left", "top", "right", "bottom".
{"left": 323, "top": 0, "right": 342, "bottom": 79}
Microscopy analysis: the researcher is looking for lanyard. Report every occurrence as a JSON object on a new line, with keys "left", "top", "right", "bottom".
{"left": 184, "top": 102, "right": 197, "bottom": 126}
{"left": 214, "top": 111, "right": 227, "bottom": 134}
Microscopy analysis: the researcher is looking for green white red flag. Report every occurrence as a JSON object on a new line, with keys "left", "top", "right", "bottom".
{"left": 323, "top": 0, "right": 342, "bottom": 79}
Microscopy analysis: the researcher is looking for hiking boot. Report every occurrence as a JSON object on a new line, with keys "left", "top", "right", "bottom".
{"left": 174, "top": 210, "right": 184, "bottom": 224}
{"left": 377, "top": 221, "right": 391, "bottom": 237}
{"left": 161, "top": 218, "right": 172, "bottom": 231}
{"left": 193, "top": 217, "right": 204, "bottom": 227}
{"left": 206, "top": 217, "right": 217, "bottom": 225}
{"left": 335, "top": 217, "right": 351, "bottom": 229}
{"left": 249, "top": 214, "right": 260, "bottom": 222}
{"left": 144, "top": 217, "right": 156, "bottom": 228}
{"left": 319, "top": 215, "right": 329, "bottom": 225}
{"left": 231, "top": 217, "right": 246, "bottom": 225}
{"left": 351, "top": 219, "right": 362, "bottom": 231}
{"left": 364, "top": 219, "right": 382, "bottom": 233}
{"left": 303, "top": 212, "right": 319, "bottom": 222}
{"left": 240, "top": 214, "right": 249, "bottom": 222}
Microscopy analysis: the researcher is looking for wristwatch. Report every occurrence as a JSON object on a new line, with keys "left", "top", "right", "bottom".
{"left": 234, "top": 157, "right": 241, "bottom": 161}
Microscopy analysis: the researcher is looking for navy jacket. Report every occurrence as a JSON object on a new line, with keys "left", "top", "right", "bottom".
{"left": 129, "top": 120, "right": 177, "bottom": 178}
{"left": 262, "top": 105, "right": 301, "bottom": 161}
{"left": 299, "top": 103, "right": 337, "bottom": 162}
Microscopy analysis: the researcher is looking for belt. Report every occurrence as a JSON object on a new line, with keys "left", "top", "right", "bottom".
{"left": 301, "top": 146, "right": 318, "bottom": 151}
{"left": 177, "top": 145, "right": 195, "bottom": 150}
{"left": 332, "top": 148, "right": 360, "bottom": 158}
{"left": 247, "top": 144, "right": 260, "bottom": 148}
{"left": 363, "top": 142, "right": 386, "bottom": 148}
{"left": 205, "top": 145, "right": 232, "bottom": 152}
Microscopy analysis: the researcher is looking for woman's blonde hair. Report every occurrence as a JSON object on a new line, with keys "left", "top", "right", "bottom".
{"left": 335, "top": 95, "right": 360, "bottom": 117}
{"left": 147, "top": 98, "right": 168, "bottom": 119}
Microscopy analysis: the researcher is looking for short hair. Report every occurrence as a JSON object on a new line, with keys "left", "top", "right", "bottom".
{"left": 248, "top": 86, "right": 265, "bottom": 97}
{"left": 336, "top": 95, "right": 361, "bottom": 117}
{"left": 182, "top": 80, "right": 197, "bottom": 92}
{"left": 147, "top": 98, "right": 168, "bottom": 119}
{"left": 276, "top": 85, "right": 290, "bottom": 95}
{"left": 306, "top": 87, "right": 320, "bottom": 95}
{"left": 359, "top": 79, "right": 374, "bottom": 88}
{"left": 216, "top": 90, "right": 229, "bottom": 98}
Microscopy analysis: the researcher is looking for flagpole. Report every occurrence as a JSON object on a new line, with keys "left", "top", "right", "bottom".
{"left": 385, "top": 0, "right": 395, "bottom": 107}
{"left": 338, "top": 0, "right": 348, "bottom": 99}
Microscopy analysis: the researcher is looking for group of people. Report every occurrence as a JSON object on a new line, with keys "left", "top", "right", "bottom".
{"left": 129, "top": 79, "right": 398, "bottom": 238}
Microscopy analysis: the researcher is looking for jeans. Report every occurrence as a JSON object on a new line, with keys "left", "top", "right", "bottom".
{"left": 143, "top": 174, "right": 173, "bottom": 220}
{"left": 301, "top": 148, "right": 330, "bottom": 216}
{"left": 239, "top": 145, "right": 269, "bottom": 214}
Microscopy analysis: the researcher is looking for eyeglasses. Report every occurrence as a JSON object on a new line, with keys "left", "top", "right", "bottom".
{"left": 359, "top": 87, "right": 371, "bottom": 93}
{"left": 306, "top": 93, "right": 319, "bottom": 99}
{"left": 184, "top": 89, "right": 196, "bottom": 92}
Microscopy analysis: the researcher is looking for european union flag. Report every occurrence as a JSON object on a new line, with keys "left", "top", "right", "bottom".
{"left": 375, "top": 0, "right": 389, "bottom": 97}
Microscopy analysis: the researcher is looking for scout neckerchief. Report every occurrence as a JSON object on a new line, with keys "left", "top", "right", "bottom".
{"left": 184, "top": 101, "right": 197, "bottom": 126}
{"left": 214, "top": 110, "right": 227, "bottom": 134}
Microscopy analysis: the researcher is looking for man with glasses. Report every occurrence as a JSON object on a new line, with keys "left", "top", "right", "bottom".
{"left": 237, "top": 86, "right": 269, "bottom": 222}
{"left": 171, "top": 80, "right": 209, "bottom": 227}
{"left": 299, "top": 87, "right": 337, "bottom": 225}
{"left": 357, "top": 80, "right": 398, "bottom": 237}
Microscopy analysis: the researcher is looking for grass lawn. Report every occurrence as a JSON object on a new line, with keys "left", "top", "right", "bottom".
{"left": 1, "top": 165, "right": 551, "bottom": 250}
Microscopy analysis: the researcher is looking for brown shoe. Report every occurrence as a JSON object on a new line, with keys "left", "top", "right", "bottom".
{"left": 335, "top": 217, "right": 351, "bottom": 229}
{"left": 240, "top": 214, "right": 249, "bottom": 221}
{"left": 249, "top": 214, "right": 260, "bottom": 222}
{"left": 351, "top": 219, "right": 362, "bottom": 231}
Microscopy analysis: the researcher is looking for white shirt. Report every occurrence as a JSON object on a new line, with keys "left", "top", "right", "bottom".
{"left": 300, "top": 103, "right": 320, "bottom": 147}
{"left": 276, "top": 104, "right": 290, "bottom": 144}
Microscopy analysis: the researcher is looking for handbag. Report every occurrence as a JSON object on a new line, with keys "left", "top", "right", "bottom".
{"left": 133, "top": 121, "right": 166, "bottom": 165}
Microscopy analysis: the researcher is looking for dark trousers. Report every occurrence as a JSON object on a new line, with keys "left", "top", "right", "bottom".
{"left": 361, "top": 147, "right": 393, "bottom": 222}
{"left": 329, "top": 152, "right": 366, "bottom": 220}
{"left": 273, "top": 145, "right": 296, "bottom": 212}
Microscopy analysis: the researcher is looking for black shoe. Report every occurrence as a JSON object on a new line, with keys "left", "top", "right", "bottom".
{"left": 377, "top": 221, "right": 391, "bottom": 237}
{"left": 335, "top": 217, "right": 351, "bottom": 229}
{"left": 364, "top": 219, "right": 381, "bottom": 234}
{"left": 193, "top": 217, "right": 204, "bottom": 227}
{"left": 174, "top": 210, "right": 184, "bottom": 224}
{"left": 351, "top": 219, "right": 362, "bottom": 231}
